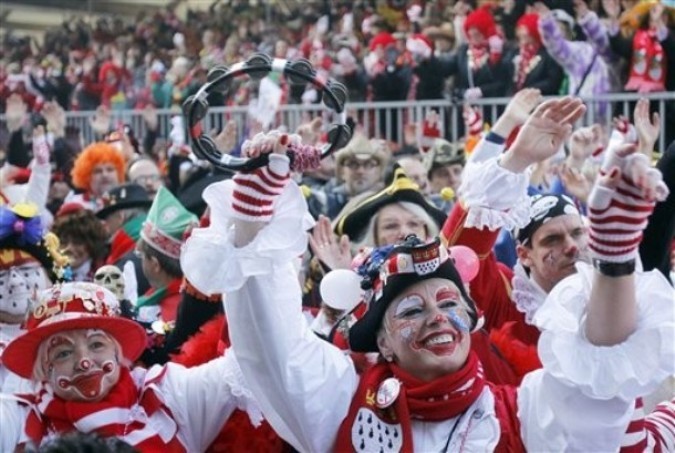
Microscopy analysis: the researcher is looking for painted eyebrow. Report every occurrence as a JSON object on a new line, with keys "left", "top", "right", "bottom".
{"left": 394, "top": 295, "right": 424, "bottom": 316}
{"left": 435, "top": 287, "right": 460, "bottom": 301}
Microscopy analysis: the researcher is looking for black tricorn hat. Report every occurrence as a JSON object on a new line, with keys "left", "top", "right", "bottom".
{"left": 96, "top": 183, "right": 152, "bottom": 219}
{"left": 334, "top": 165, "right": 447, "bottom": 240}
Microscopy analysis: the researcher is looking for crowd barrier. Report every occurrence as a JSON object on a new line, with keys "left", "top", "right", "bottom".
{"left": 3, "top": 92, "right": 675, "bottom": 153}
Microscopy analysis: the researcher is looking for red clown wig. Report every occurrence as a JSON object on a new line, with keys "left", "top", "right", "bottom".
{"left": 463, "top": 5, "right": 498, "bottom": 39}
{"left": 71, "top": 142, "right": 126, "bottom": 191}
{"left": 517, "top": 13, "right": 542, "bottom": 45}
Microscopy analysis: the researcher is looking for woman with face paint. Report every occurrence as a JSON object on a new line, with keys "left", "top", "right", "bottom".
{"left": 1, "top": 282, "right": 264, "bottom": 452}
{"left": 181, "top": 99, "right": 674, "bottom": 452}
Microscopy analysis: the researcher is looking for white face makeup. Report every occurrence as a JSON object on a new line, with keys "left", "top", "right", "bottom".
{"left": 0, "top": 261, "right": 50, "bottom": 320}
{"left": 43, "top": 329, "right": 121, "bottom": 402}
{"left": 378, "top": 278, "right": 472, "bottom": 382}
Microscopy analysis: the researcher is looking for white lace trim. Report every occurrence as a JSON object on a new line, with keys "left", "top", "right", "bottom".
{"left": 222, "top": 350, "right": 263, "bottom": 427}
{"left": 511, "top": 263, "right": 548, "bottom": 325}
{"left": 181, "top": 179, "right": 314, "bottom": 294}
{"left": 458, "top": 158, "right": 531, "bottom": 231}
{"left": 534, "top": 262, "right": 675, "bottom": 401}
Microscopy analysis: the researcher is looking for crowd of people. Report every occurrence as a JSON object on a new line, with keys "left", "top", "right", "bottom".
{"left": 0, "top": 0, "right": 674, "bottom": 452}
{"left": 1, "top": 0, "right": 674, "bottom": 112}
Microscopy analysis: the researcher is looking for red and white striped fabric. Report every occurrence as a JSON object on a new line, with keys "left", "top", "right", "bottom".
{"left": 587, "top": 150, "right": 666, "bottom": 263}
{"left": 23, "top": 367, "right": 185, "bottom": 451}
{"left": 620, "top": 397, "right": 675, "bottom": 453}
{"left": 232, "top": 149, "right": 291, "bottom": 222}
{"left": 464, "top": 105, "right": 483, "bottom": 137}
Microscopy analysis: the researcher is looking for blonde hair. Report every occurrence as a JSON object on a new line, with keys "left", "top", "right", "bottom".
{"left": 353, "top": 201, "right": 440, "bottom": 250}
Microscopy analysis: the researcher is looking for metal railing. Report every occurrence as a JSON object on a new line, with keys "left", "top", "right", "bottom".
{"left": 3, "top": 91, "right": 675, "bottom": 152}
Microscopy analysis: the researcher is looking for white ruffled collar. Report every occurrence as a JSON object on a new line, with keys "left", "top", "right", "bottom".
{"left": 511, "top": 263, "right": 548, "bottom": 325}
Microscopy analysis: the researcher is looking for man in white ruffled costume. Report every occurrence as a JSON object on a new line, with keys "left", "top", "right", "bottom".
{"left": 0, "top": 281, "right": 262, "bottom": 451}
{"left": 183, "top": 96, "right": 674, "bottom": 451}
{"left": 440, "top": 91, "right": 675, "bottom": 449}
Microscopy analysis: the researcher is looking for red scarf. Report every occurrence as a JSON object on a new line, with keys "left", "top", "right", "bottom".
{"left": 335, "top": 351, "right": 486, "bottom": 452}
{"left": 468, "top": 45, "right": 489, "bottom": 71}
{"left": 25, "top": 368, "right": 184, "bottom": 452}
{"left": 516, "top": 43, "right": 541, "bottom": 90}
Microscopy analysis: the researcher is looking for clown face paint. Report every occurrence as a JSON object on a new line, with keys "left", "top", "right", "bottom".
{"left": 379, "top": 278, "right": 472, "bottom": 382}
{"left": 44, "top": 329, "right": 121, "bottom": 402}
{"left": 520, "top": 214, "right": 588, "bottom": 293}
{"left": 0, "top": 261, "right": 50, "bottom": 322}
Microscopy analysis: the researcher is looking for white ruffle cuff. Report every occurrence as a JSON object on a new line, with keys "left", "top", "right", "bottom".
{"left": 181, "top": 179, "right": 314, "bottom": 294}
{"left": 458, "top": 157, "right": 531, "bottom": 231}
{"left": 534, "top": 262, "right": 675, "bottom": 401}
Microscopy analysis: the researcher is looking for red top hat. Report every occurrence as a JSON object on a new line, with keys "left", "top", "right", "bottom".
{"left": 2, "top": 282, "right": 146, "bottom": 379}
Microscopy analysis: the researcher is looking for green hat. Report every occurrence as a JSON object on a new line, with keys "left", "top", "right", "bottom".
{"left": 141, "top": 187, "right": 197, "bottom": 259}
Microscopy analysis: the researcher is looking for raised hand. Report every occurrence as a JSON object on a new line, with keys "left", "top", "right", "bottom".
{"left": 213, "top": 120, "right": 238, "bottom": 152}
{"left": 32, "top": 125, "right": 51, "bottom": 165}
{"left": 231, "top": 131, "right": 298, "bottom": 223}
{"left": 532, "top": 1, "right": 551, "bottom": 15}
{"left": 296, "top": 117, "right": 323, "bottom": 146}
{"left": 502, "top": 96, "right": 586, "bottom": 173}
{"left": 601, "top": 0, "right": 620, "bottom": 20}
{"left": 650, "top": 3, "right": 665, "bottom": 28}
{"left": 568, "top": 125, "right": 598, "bottom": 168}
{"left": 41, "top": 101, "right": 66, "bottom": 138}
{"left": 90, "top": 105, "right": 112, "bottom": 136}
{"left": 573, "top": 0, "right": 589, "bottom": 19}
{"left": 587, "top": 144, "right": 668, "bottom": 263}
{"left": 559, "top": 164, "right": 593, "bottom": 204}
{"left": 141, "top": 105, "right": 159, "bottom": 132}
{"left": 491, "top": 88, "right": 542, "bottom": 138}
{"left": 633, "top": 98, "right": 659, "bottom": 158}
{"left": 308, "top": 215, "right": 353, "bottom": 271}
{"left": 5, "top": 94, "right": 27, "bottom": 133}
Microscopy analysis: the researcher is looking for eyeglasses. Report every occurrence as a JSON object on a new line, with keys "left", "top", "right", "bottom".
{"left": 343, "top": 159, "right": 379, "bottom": 170}
{"left": 132, "top": 174, "right": 161, "bottom": 185}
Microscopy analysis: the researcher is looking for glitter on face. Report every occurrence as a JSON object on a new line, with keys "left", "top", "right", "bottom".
{"left": 447, "top": 309, "right": 469, "bottom": 332}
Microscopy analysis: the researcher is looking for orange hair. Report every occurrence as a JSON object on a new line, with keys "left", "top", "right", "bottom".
{"left": 71, "top": 142, "right": 126, "bottom": 191}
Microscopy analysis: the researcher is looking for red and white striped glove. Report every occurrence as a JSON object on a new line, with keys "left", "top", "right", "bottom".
{"left": 231, "top": 131, "right": 296, "bottom": 222}
{"left": 587, "top": 144, "right": 668, "bottom": 263}
{"left": 463, "top": 104, "right": 483, "bottom": 137}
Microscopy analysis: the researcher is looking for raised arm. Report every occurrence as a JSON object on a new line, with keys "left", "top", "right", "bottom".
{"left": 441, "top": 89, "right": 543, "bottom": 331}
{"left": 536, "top": 3, "right": 588, "bottom": 76}
{"left": 575, "top": 0, "right": 612, "bottom": 59}
{"left": 182, "top": 132, "right": 358, "bottom": 452}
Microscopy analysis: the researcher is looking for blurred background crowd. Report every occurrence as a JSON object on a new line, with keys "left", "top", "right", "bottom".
{"left": 1, "top": 0, "right": 674, "bottom": 112}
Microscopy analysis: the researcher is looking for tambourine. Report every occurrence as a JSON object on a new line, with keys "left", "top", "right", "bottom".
{"left": 183, "top": 53, "right": 353, "bottom": 172}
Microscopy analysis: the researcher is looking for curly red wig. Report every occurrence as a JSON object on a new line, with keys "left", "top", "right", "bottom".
{"left": 71, "top": 142, "right": 126, "bottom": 191}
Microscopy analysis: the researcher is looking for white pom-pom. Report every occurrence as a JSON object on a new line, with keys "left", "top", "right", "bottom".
{"left": 320, "top": 269, "right": 363, "bottom": 311}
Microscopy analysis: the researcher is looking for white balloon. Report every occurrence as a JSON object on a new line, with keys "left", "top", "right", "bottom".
{"left": 320, "top": 269, "right": 363, "bottom": 311}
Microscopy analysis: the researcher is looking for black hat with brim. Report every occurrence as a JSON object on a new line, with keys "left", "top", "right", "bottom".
{"left": 334, "top": 166, "right": 447, "bottom": 240}
{"left": 348, "top": 238, "right": 477, "bottom": 353}
{"left": 96, "top": 183, "right": 153, "bottom": 219}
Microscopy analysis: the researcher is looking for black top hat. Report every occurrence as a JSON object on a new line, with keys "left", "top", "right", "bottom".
{"left": 348, "top": 236, "right": 478, "bottom": 352}
{"left": 96, "top": 183, "right": 152, "bottom": 219}
{"left": 334, "top": 166, "right": 447, "bottom": 240}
